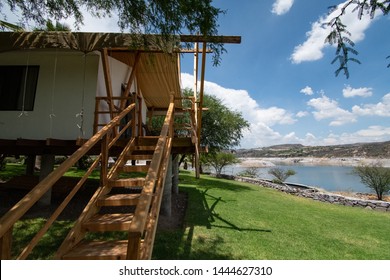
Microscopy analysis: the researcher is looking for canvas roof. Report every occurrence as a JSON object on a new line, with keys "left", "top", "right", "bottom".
{"left": 0, "top": 32, "right": 182, "bottom": 109}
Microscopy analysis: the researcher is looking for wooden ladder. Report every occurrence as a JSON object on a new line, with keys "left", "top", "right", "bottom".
{"left": 55, "top": 137, "right": 159, "bottom": 260}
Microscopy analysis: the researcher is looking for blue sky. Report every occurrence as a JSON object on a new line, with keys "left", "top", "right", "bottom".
{"left": 4, "top": 1, "right": 390, "bottom": 148}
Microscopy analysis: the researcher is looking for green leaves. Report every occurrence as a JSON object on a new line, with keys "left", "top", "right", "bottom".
{"left": 1, "top": 0, "right": 225, "bottom": 64}
{"left": 325, "top": 0, "right": 389, "bottom": 78}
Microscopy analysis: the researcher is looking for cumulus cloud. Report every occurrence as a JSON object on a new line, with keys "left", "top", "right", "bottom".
{"left": 296, "top": 111, "right": 309, "bottom": 118}
{"left": 352, "top": 93, "right": 390, "bottom": 116}
{"left": 181, "top": 73, "right": 297, "bottom": 147}
{"left": 323, "top": 126, "right": 390, "bottom": 145}
{"left": 291, "top": 1, "right": 378, "bottom": 64}
{"left": 307, "top": 95, "right": 356, "bottom": 126}
{"left": 343, "top": 85, "right": 373, "bottom": 98}
{"left": 300, "top": 86, "right": 314, "bottom": 96}
{"left": 272, "top": 0, "right": 294, "bottom": 15}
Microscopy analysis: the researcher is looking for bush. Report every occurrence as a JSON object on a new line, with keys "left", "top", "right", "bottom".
{"left": 353, "top": 163, "right": 390, "bottom": 200}
{"left": 268, "top": 167, "right": 296, "bottom": 184}
{"left": 237, "top": 167, "right": 259, "bottom": 178}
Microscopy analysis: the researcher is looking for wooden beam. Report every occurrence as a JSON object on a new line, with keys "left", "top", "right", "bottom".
{"left": 120, "top": 52, "right": 141, "bottom": 110}
{"left": 180, "top": 35, "right": 241, "bottom": 44}
{"left": 101, "top": 48, "right": 115, "bottom": 121}
{"left": 197, "top": 42, "right": 207, "bottom": 178}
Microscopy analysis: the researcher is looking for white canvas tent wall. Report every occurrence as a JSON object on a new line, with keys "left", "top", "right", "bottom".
{"left": 0, "top": 32, "right": 182, "bottom": 143}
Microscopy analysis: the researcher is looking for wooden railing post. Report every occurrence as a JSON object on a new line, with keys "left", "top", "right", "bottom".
{"left": 0, "top": 226, "right": 13, "bottom": 259}
{"left": 100, "top": 134, "right": 109, "bottom": 186}
{"left": 126, "top": 232, "right": 141, "bottom": 259}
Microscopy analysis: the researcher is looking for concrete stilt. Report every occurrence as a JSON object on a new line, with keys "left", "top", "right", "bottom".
{"left": 172, "top": 154, "right": 179, "bottom": 195}
{"left": 37, "top": 154, "right": 55, "bottom": 206}
{"left": 161, "top": 155, "right": 172, "bottom": 217}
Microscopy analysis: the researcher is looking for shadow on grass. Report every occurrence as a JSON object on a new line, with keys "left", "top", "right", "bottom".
{"left": 153, "top": 172, "right": 272, "bottom": 259}
{"left": 178, "top": 170, "right": 254, "bottom": 193}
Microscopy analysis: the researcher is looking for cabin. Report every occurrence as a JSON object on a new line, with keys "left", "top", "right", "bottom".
{"left": 0, "top": 31, "right": 240, "bottom": 260}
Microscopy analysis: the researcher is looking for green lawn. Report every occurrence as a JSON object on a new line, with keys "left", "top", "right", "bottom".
{"left": 4, "top": 165, "right": 390, "bottom": 259}
{"left": 153, "top": 171, "right": 390, "bottom": 260}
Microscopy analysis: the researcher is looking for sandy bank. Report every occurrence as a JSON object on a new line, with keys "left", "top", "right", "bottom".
{"left": 239, "top": 157, "right": 390, "bottom": 168}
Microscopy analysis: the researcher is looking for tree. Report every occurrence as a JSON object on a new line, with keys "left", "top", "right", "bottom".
{"left": 268, "top": 167, "right": 296, "bottom": 184}
{"left": 34, "top": 19, "right": 71, "bottom": 31}
{"left": 0, "top": 0, "right": 225, "bottom": 65}
{"left": 153, "top": 88, "right": 249, "bottom": 152}
{"left": 0, "top": 19, "right": 23, "bottom": 31}
{"left": 325, "top": 1, "right": 390, "bottom": 78}
{"left": 198, "top": 91, "right": 250, "bottom": 153}
{"left": 201, "top": 152, "right": 240, "bottom": 177}
{"left": 237, "top": 167, "right": 259, "bottom": 178}
{"left": 353, "top": 163, "right": 390, "bottom": 200}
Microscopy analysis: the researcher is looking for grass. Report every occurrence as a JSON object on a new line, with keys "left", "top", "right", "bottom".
{"left": 153, "top": 171, "right": 390, "bottom": 260}
{"left": 3, "top": 164, "right": 390, "bottom": 259}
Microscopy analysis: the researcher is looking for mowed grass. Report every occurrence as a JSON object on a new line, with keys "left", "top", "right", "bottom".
{"left": 4, "top": 165, "right": 390, "bottom": 259}
{"left": 153, "top": 171, "right": 390, "bottom": 260}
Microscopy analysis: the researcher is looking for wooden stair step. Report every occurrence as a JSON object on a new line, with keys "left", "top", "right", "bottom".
{"left": 61, "top": 240, "right": 128, "bottom": 260}
{"left": 83, "top": 213, "right": 134, "bottom": 231}
{"left": 108, "top": 177, "right": 145, "bottom": 187}
{"left": 133, "top": 145, "right": 156, "bottom": 151}
{"left": 125, "top": 154, "right": 153, "bottom": 160}
{"left": 137, "top": 136, "right": 159, "bottom": 146}
{"left": 97, "top": 193, "right": 140, "bottom": 206}
{"left": 120, "top": 165, "right": 149, "bottom": 173}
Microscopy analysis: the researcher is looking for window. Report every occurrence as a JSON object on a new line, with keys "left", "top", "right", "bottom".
{"left": 0, "top": 65, "right": 40, "bottom": 111}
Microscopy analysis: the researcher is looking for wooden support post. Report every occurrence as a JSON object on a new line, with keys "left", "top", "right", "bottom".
{"left": 137, "top": 96, "right": 143, "bottom": 136}
{"left": 100, "top": 135, "right": 109, "bottom": 187}
{"left": 195, "top": 42, "right": 207, "bottom": 179}
{"left": 101, "top": 49, "right": 116, "bottom": 128}
{"left": 0, "top": 226, "right": 13, "bottom": 259}
{"left": 126, "top": 232, "right": 141, "bottom": 259}
{"left": 120, "top": 52, "right": 141, "bottom": 110}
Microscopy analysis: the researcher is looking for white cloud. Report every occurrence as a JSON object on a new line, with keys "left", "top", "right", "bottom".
{"left": 300, "top": 86, "right": 314, "bottom": 96}
{"left": 291, "top": 1, "right": 378, "bottom": 63}
{"left": 272, "top": 0, "right": 294, "bottom": 15}
{"left": 352, "top": 93, "right": 390, "bottom": 116}
{"left": 296, "top": 111, "right": 308, "bottom": 118}
{"left": 323, "top": 126, "right": 390, "bottom": 144}
{"left": 307, "top": 95, "right": 356, "bottom": 126}
{"left": 343, "top": 85, "right": 373, "bottom": 98}
{"left": 181, "top": 73, "right": 297, "bottom": 147}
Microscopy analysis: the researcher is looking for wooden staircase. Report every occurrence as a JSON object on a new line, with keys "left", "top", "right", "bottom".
{"left": 56, "top": 136, "right": 165, "bottom": 260}
{"left": 0, "top": 97, "right": 186, "bottom": 260}
{"left": 0, "top": 99, "right": 177, "bottom": 260}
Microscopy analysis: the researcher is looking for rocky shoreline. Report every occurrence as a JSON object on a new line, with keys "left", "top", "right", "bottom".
{"left": 213, "top": 174, "right": 390, "bottom": 212}
{"left": 239, "top": 157, "right": 390, "bottom": 168}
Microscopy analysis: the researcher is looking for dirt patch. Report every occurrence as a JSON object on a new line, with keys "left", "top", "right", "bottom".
{"left": 157, "top": 192, "right": 187, "bottom": 231}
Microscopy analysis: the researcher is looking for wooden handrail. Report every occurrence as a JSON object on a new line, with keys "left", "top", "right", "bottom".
{"left": 0, "top": 103, "right": 135, "bottom": 239}
{"left": 126, "top": 97, "right": 175, "bottom": 259}
{"left": 16, "top": 155, "right": 101, "bottom": 259}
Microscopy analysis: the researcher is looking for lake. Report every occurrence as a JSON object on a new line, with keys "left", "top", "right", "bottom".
{"left": 213, "top": 164, "right": 370, "bottom": 193}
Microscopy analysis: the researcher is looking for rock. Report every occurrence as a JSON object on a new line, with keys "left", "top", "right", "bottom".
{"left": 365, "top": 206, "right": 373, "bottom": 210}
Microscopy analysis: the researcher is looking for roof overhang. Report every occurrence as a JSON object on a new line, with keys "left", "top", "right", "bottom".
{"left": 0, "top": 32, "right": 241, "bottom": 109}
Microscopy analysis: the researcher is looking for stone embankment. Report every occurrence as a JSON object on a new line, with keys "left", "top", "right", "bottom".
{"left": 213, "top": 174, "right": 390, "bottom": 212}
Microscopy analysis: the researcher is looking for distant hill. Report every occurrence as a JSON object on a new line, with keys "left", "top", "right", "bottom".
{"left": 236, "top": 141, "right": 390, "bottom": 158}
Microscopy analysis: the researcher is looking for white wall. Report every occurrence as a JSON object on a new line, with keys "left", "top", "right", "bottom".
{"left": 96, "top": 54, "right": 148, "bottom": 135}
{"left": 0, "top": 50, "right": 99, "bottom": 140}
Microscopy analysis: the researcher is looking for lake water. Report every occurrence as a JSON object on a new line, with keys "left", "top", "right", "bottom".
{"left": 214, "top": 164, "right": 370, "bottom": 193}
